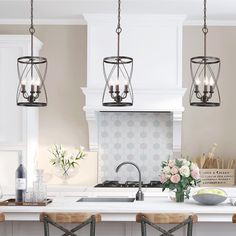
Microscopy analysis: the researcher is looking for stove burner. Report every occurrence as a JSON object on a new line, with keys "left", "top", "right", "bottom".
{"left": 103, "top": 181, "right": 120, "bottom": 187}
{"left": 125, "top": 181, "right": 143, "bottom": 187}
{"left": 95, "top": 180, "right": 162, "bottom": 188}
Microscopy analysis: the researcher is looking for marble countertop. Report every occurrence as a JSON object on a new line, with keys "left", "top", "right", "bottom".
{"left": 1, "top": 187, "right": 236, "bottom": 222}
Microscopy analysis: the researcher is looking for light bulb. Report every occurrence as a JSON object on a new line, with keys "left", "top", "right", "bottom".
{"left": 21, "top": 79, "right": 27, "bottom": 86}
{"left": 204, "top": 75, "right": 209, "bottom": 86}
{"left": 114, "top": 79, "right": 120, "bottom": 86}
{"left": 195, "top": 77, "right": 201, "bottom": 85}
{"left": 209, "top": 77, "right": 214, "bottom": 86}
{"left": 114, "top": 79, "right": 120, "bottom": 92}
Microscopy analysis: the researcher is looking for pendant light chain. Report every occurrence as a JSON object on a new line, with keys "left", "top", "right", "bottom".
{"left": 116, "top": 0, "right": 122, "bottom": 59}
{"left": 189, "top": 0, "right": 221, "bottom": 107}
{"left": 29, "top": 0, "right": 35, "bottom": 58}
{"left": 202, "top": 0, "right": 208, "bottom": 59}
{"left": 116, "top": 0, "right": 122, "bottom": 79}
{"left": 16, "top": 0, "right": 48, "bottom": 107}
{"left": 102, "top": 0, "right": 134, "bottom": 107}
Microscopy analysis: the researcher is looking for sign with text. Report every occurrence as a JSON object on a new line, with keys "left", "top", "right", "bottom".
{"left": 200, "top": 169, "right": 235, "bottom": 187}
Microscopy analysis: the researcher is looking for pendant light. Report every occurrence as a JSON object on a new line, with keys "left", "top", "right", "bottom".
{"left": 102, "top": 0, "right": 134, "bottom": 106}
{"left": 17, "top": 0, "right": 48, "bottom": 107}
{"left": 189, "top": 0, "right": 221, "bottom": 107}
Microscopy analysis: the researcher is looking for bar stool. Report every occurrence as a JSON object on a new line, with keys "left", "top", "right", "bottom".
{"left": 232, "top": 214, "right": 236, "bottom": 223}
{"left": 0, "top": 213, "right": 5, "bottom": 222}
{"left": 136, "top": 213, "right": 198, "bottom": 236}
{"left": 40, "top": 212, "right": 101, "bottom": 236}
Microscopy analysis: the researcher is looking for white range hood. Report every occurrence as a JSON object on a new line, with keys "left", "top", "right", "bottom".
{"left": 82, "top": 14, "right": 186, "bottom": 153}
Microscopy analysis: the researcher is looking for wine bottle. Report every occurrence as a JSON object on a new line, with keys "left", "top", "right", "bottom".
{"left": 15, "top": 153, "right": 27, "bottom": 202}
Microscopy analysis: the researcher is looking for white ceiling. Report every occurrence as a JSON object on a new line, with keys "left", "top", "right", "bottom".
{"left": 0, "top": 0, "right": 235, "bottom": 25}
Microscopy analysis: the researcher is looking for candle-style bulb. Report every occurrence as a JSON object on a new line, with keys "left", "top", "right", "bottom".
{"left": 21, "top": 79, "right": 26, "bottom": 93}
{"left": 109, "top": 82, "right": 114, "bottom": 93}
{"left": 195, "top": 77, "right": 201, "bottom": 85}
{"left": 21, "top": 79, "right": 27, "bottom": 86}
{"left": 114, "top": 79, "right": 119, "bottom": 86}
{"left": 209, "top": 76, "right": 214, "bottom": 93}
{"left": 203, "top": 75, "right": 209, "bottom": 93}
{"left": 209, "top": 77, "right": 214, "bottom": 86}
{"left": 124, "top": 81, "right": 129, "bottom": 93}
{"left": 35, "top": 77, "right": 41, "bottom": 86}
{"left": 204, "top": 75, "right": 209, "bottom": 86}
{"left": 115, "top": 79, "right": 120, "bottom": 92}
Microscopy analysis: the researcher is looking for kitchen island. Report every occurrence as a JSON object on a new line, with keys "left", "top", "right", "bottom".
{"left": 0, "top": 187, "right": 236, "bottom": 236}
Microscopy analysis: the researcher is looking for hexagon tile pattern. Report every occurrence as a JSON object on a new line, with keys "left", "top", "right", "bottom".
{"left": 98, "top": 112, "right": 173, "bottom": 183}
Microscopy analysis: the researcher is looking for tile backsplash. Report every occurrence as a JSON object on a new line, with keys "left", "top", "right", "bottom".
{"left": 98, "top": 112, "right": 173, "bottom": 183}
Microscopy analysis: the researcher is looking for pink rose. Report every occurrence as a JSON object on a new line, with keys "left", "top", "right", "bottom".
{"left": 191, "top": 169, "right": 200, "bottom": 180}
{"left": 160, "top": 174, "right": 167, "bottom": 183}
{"left": 170, "top": 174, "right": 181, "bottom": 184}
{"left": 170, "top": 166, "right": 178, "bottom": 175}
{"left": 168, "top": 160, "right": 175, "bottom": 168}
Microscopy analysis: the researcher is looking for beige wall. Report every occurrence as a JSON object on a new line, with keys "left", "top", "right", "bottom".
{"left": 0, "top": 25, "right": 94, "bottom": 184}
{"left": 1, "top": 25, "right": 236, "bottom": 184}
{"left": 0, "top": 25, "right": 88, "bottom": 148}
{"left": 182, "top": 26, "right": 236, "bottom": 159}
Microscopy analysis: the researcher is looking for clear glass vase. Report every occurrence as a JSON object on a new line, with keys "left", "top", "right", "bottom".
{"left": 54, "top": 166, "right": 79, "bottom": 184}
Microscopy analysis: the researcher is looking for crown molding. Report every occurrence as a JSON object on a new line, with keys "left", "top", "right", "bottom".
{"left": 0, "top": 18, "right": 236, "bottom": 26}
{"left": 184, "top": 20, "right": 236, "bottom": 26}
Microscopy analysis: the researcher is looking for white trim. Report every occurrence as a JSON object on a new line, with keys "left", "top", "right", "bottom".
{"left": 82, "top": 87, "right": 186, "bottom": 152}
{"left": 1, "top": 18, "right": 236, "bottom": 27}
{"left": 84, "top": 14, "right": 187, "bottom": 26}
{"left": 1, "top": 18, "right": 236, "bottom": 26}
{"left": 184, "top": 19, "right": 236, "bottom": 26}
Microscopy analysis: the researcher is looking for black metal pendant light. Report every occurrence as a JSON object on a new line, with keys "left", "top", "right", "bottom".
{"left": 17, "top": 0, "right": 48, "bottom": 107}
{"left": 102, "top": 0, "right": 134, "bottom": 106}
{"left": 189, "top": 0, "right": 221, "bottom": 107}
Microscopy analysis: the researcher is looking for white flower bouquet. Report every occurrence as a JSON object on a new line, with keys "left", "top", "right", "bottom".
{"left": 49, "top": 145, "right": 86, "bottom": 180}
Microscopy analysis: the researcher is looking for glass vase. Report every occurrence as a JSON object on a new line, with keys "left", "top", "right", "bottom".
{"left": 54, "top": 166, "right": 79, "bottom": 184}
{"left": 175, "top": 191, "right": 185, "bottom": 202}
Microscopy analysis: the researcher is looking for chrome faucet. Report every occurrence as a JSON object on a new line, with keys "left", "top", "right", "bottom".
{"left": 115, "top": 161, "right": 144, "bottom": 201}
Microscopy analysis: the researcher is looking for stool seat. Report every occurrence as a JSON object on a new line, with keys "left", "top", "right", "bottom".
{"left": 40, "top": 212, "right": 101, "bottom": 236}
{"left": 40, "top": 212, "right": 101, "bottom": 223}
{"left": 136, "top": 213, "right": 198, "bottom": 236}
{"left": 136, "top": 213, "right": 198, "bottom": 224}
{"left": 0, "top": 213, "right": 4, "bottom": 222}
{"left": 232, "top": 214, "right": 236, "bottom": 223}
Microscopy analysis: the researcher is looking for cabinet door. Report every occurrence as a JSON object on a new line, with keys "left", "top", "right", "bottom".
{"left": 0, "top": 47, "right": 24, "bottom": 144}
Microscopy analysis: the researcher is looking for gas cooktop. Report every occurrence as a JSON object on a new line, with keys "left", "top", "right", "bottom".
{"left": 95, "top": 180, "right": 162, "bottom": 188}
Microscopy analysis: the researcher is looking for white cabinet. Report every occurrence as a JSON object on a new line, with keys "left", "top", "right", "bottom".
{"left": 0, "top": 35, "right": 43, "bottom": 193}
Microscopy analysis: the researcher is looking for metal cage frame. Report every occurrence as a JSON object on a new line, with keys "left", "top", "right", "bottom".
{"left": 102, "top": 0, "right": 134, "bottom": 107}
{"left": 190, "top": 56, "right": 221, "bottom": 107}
{"left": 16, "top": 0, "right": 48, "bottom": 107}
{"left": 102, "top": 56, "right": 134, "bottom": 106}
{"left": 17, "top": 56, "right": 48, "bottom": 107}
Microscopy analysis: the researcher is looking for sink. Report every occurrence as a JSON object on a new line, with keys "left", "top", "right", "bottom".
{"left": 77, "top": 197, "right": 135, "bottom": 202}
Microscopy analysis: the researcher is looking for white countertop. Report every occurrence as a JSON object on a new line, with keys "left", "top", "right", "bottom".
{"left": 1, "top": 187, "right": 236, "bottom": 222}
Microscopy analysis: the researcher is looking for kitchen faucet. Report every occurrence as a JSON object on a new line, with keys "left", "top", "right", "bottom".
{"left": 115, "top": 161, "right": 144, "bottom": 201}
